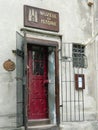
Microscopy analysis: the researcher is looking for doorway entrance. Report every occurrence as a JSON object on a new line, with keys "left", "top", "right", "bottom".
{"left": 28, "top": 45, "right": 49, "bottom": 119}
{"left": 16, "top": 32, "right": 60, "bottom": 129}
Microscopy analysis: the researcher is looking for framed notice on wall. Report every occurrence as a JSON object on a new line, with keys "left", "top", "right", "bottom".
{"left": 75, "top": 74, "right": 85, "bottom": 90}
{"left": 24, "top": 5, "right": 59, "bottom": 32}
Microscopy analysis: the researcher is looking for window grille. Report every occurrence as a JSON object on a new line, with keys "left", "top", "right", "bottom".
{"left": 60, "top": 43, "right": 85, "bottom": 122}
{"left": 72, "top": 44, "right": 86, "bottom": 68}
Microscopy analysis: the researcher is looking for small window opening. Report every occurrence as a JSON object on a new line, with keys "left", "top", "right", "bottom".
{"left": 72, "top": 44, "right": 86, "bottom": 68}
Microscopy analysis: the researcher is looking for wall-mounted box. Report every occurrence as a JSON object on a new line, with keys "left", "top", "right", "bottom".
{"left": 75, "top": 74, "right": 85, "bottom": 90}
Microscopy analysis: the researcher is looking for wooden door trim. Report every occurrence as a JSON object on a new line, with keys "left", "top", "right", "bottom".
{"left": 55, "top": 46, "right": 60, "bottom": 125}
{"left": 26, "top": 37, "right": 58, "bottom": 47}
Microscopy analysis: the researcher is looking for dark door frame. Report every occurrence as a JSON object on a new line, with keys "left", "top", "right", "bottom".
{"left": 23, "top": 37, "right": 60, "bottom": 127}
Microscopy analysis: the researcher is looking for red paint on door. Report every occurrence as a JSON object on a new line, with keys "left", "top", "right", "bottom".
{"left": 28, "top": 45, "right": 48, "bottom": 119}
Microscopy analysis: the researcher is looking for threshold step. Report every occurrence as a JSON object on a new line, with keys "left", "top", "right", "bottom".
{"left": 28, "top": 124, "right": 57, "bottom": 130}
{"left": 28, "top": 119, "right": 50, "bottom": 126}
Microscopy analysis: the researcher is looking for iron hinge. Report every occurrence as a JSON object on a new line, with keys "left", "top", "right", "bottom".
{"left": 59, "top": 105, "right": 63, "bottom": 107}
{"left": 15, "top": 76, "right": 23, "bottom": 81}
{"left": 23, "top": 76, "right": 26, "bottom": 86}
{"left": 12, "top": 49, "right": 24, "bottom": 57}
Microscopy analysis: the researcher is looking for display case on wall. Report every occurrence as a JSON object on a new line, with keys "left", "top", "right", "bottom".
{"left": 75, "top": 74, "right": 85, "bottom": 90}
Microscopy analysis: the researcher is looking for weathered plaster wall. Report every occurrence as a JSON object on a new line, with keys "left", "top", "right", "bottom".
{"left": 93, "top": 0, "right": 98, "bottom": 119}
{"left": 0, "top": 0, "right": 97, "bottom": 130}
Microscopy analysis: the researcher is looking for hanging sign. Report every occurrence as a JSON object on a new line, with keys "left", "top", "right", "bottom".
{"left": 24, "top": 5, "right": 59, "bottom": 32}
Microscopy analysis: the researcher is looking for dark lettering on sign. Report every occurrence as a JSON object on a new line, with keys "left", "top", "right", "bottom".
{"left": 24, "top": 5, "right": 59, "bottom": 32}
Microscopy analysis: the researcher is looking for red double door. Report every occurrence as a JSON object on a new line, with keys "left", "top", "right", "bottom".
{"left": 28, "top": 45, "right": 48, "bottom": 119}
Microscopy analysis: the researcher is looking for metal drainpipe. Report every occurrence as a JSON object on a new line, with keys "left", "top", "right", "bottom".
{"left": 91, "top": 2, "right": 95, "bottom": 37}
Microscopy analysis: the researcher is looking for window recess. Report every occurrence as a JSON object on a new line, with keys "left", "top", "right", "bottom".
{"left": 72, "top": 44, "right": 87, "bottom": 68}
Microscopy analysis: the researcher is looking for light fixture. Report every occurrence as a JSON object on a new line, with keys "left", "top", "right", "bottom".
{"left": 87, "top": 0, "right": 94, "bottom": 6}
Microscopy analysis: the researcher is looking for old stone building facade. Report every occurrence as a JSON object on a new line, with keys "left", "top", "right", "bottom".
{"left": 0, "top": 0, "right": 98, "bottom": 130}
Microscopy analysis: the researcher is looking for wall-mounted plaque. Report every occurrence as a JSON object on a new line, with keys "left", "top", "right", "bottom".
{"left": 24, "top": 5, "right": 59, "bottom": 32}
{"left": 3, "top": 59, "right": 15, "bottom": 71}
{"left": 75, "top": 74, "right": 85, "bottom": 90}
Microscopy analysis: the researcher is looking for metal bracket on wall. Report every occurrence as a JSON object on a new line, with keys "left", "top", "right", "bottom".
{"left": 59, "top": 105, "right": 63, "bottom": 107}
{"left": 12, "top": 49, "right": 24, "bottom": 57}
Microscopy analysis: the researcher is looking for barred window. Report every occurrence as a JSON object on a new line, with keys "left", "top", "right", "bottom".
{"left": 72, "top": 44, "right": 86, "bottom": 68}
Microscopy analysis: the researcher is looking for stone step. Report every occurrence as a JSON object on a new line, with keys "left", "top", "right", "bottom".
{"left": 28, "top": 119, "right": 50, "bottom": 126}
{"left": 28, "top": 124, "right": 58, "bottom": 130}
{"left": 0, "top": 127, "right": 24, "bottom": 130}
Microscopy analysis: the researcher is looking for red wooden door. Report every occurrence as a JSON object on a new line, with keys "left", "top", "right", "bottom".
{"left": 28, "top": 45, "right": 48, "bottom": 119}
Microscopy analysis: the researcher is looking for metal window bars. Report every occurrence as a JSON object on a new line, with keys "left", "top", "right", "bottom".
{"left": 60, "top": 43, "right": 87, "bottom": 122}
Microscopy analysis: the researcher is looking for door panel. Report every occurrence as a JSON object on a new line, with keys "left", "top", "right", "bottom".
{"left": 28, "top": 45, "right": 48, "bottom": 119}
{"left": 16, "top": 32, "right": 24, "bottom": 127}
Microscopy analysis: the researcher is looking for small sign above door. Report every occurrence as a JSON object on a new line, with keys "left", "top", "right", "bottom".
{"left": 24, "top": 5, "right": 59, "bottom": 32}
